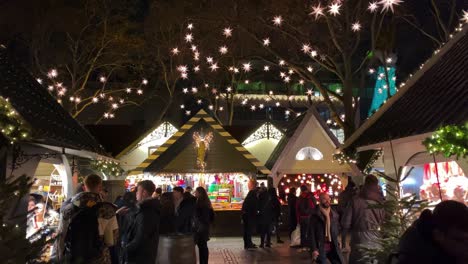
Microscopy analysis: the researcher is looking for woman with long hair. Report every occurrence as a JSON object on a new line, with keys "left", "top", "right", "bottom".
{"left": 194, "top": 187, "right": 213, "bottom": 264}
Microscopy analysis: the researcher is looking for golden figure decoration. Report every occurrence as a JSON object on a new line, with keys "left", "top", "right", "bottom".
{"left": 193, "top": 131, "right": 214, "bottom": 170}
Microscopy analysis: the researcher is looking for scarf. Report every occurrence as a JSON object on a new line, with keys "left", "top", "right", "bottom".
{"left": 319, "top": 205, "right": 332, "bottom": 242}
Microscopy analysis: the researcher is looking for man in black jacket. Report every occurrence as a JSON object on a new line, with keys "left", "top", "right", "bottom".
{"left": 310, "top": 193, "right": 344, "bottom": 264}
{"left": 123, "top": 180, "right": 160, "bottom": 264}
{"left": 174, "top": 186, "right": 195, "bottom": 234}
{"left": 242, "top": 179, "right": 258, "bottom": 250}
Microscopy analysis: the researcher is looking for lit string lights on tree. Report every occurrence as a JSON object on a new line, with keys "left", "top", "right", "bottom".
{"left": 90, "top": 159, "right": 124, "bottom": 178}
{"left": 0, "top": 96, "right": 30, "bottom": 144}
{"left": 37, "top": 69, "right": 147, "bottom": 121}
{"left": 423, "top": 123, "right": 468, "bottom": 159}
{"left": 332, "top": 150, "right": 357, "bottom": 165}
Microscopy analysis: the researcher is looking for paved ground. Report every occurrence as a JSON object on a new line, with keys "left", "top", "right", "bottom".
{"left": 208, "top": 237, "right": 315, "bottom": 264}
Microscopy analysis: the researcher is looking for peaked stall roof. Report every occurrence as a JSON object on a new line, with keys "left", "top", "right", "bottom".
{"left": 267, "top": 107, "right": 359, "bottom": 176}
{"left": 344, "top": 26, "right": 468, "bottom": 149}
{"left": 128, "top": 109, "right": 271, "bottom": 175}
{"left": 0, "top": 47, "right": 107, "bottom": 155}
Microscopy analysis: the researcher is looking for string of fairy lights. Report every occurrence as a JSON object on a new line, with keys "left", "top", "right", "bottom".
{"left": 0, "top": 96, "right": 30, "bottom": 144}
{"left": 35, "top": 68, "right": 147, "bottom": 120}
{"left": 424, "top": 123, "right": 468, "bottom": 159}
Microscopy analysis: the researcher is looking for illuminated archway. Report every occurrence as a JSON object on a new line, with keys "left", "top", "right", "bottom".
{"left": 295, "top": 147, "right": 323, "bottom": 161}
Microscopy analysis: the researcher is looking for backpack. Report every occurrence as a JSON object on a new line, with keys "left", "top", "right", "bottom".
{"left": 64, "top": 203, "right": 104, "bottom": 262}
{"left": 298, "top": 195, "right": 313, "bottom": 217}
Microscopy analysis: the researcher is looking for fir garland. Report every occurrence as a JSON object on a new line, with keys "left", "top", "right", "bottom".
{"left": 0, "top": 97, "right": 29, "bottom": 144}
{"left": 90, "top": 159, "right": 124, "bottom": 178}
{"left": 423, "top": 123, "right": 468, "bottom": 159}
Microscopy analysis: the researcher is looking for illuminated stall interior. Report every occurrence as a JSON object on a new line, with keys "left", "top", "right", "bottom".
{"left": 278, "top": 173, "right": 343, "bottom": 203}
{"left": 127, "top": 110, "right": 271, "bottom": 211}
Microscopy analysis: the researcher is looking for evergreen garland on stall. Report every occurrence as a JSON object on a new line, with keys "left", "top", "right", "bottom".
{"left": 90, "top": 159, "right": 124, "bottom": 178}
{"left": 423, "top": 122, "right": 468, "bottom": 159}
{"left": 0, "top": 97, "right": 29, "bottom": 143}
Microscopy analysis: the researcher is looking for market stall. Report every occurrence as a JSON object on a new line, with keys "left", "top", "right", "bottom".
{"left": 266, "top": 108, "right": 359, "bottom": 203}
{"left": 127, "top": 109, "right": 271, "bottom": 211}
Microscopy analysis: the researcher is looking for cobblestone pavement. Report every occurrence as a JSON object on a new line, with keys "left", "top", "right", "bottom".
{"left": 208, "top": 237, "right": 314, "bottom": 264}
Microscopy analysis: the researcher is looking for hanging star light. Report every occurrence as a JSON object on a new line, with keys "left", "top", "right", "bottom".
{"left": 328, "top": 3, "right": 341, "bottom": 16}
{"left": 171, "top": 47, "right": 180, "bottom": 55}
{"left": 250, "top": 105, "right": 256, "bottom": 111}
{"left": 462, "top": 10, "right": 468, "bottom": 24}
{"left": 206, "top": 56, "right": 213, "bottom": 63}
{"left": 310, "top": 4, "right": 325, "bottom": 20}
{"left": 307, "top": 66, "right": 314, "bottom": 72}
{"left": 352, "top": 22, "right": 362, "bottom": 32}
{"left": 219, "top": 46, "right": 228, "bottom": 54}
{"left": 185, "top": 33, "right": 193, "bottom": 42}
{"left": 192, "top": 87, "right": 198, "bottom": 93}
{"left": 310, "top": 50, "right": 318, "bottom": 57}
{"left": 264, "top": 65, "right": 270, "bottom": 71}
{"left": 92, "top": 97, "right": 99, "bottom": 103}
{"left": 263, "top": 38, "right": 270, "bottom": 46}
{"left": 368, "top": 2, "right": 379, "bottom": 12}
{"left": 242, "top": 62, "right": 252, "bottom": 72}
{"left": 279, "top": 60, "right": 286, "bottom": 66}
{"left": 208, "top": 105, "right": 214, "bottom": 110}
{"left": 137, "top": 89, "right": 143, "bottom": 95}
{"left": 187, "top": 23, "right": 194, "bottom": 30}
{"left": 191, "top": 45, "right": 197, "bottom": 51}
{"left": 302, "top": 44, "right": 311, "bottom": 53}
{"left": 379, "top": 0, "right": 402, "bottom": 13}
{"left": 210, "top": 63, "right": 219, "bottom": 71}
{"left": 273, "top": 16, "right": 283, "bottom": 26}
{"left": 223, "top": 27, "right": 233, "bottom": 37}
{"left": 306, "top": 89, "right": 313, "bottom": 95}
{"left": 193, "top": 65, "right": 200, "bottom": 72}
{"left": 275, "top": 102, "right": 280, "bottom": 107}
{"left": 183, "top": 88, "right": 189, "bottom": 94}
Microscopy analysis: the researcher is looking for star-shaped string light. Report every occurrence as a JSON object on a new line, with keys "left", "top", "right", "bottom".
{"left": 185, "top": 34, "right": 193, "bottom": 42}
{"left": 273, "top": 16, "right": 283, "bottom": 26}
{"left": 328, "top": 3, "right": 341, "bottom": 16}
{"left": 219, "top": 46, "right": 228, "bottom": 54}
{"left": 242, "top": 62, "right": 252, "bottom": 72}
{"left": 379, "top": 0, "right": 402, "bottom": 13}
{"left": 210, "top": 63, "right": 219, "bottom": 71}
{"left": 302, "top": 44, "right": 311, "bottom": 53}
{"left": 311, "top": 4, "right": 325, "bottom": 20}
{"left": 264, "top": 65, "right": 270, "bottom": 71}
{"left": 368, "top": 2, "right": 379, "bottom": 13}
{"left": 223, "top": 27, "right": 233, "bottom": 37}
{"left": 352, "top": 22, "right": 361, "bottom": 32}
{"left": 462, "top": 10, "right": 468, "bottom": 24}
{"left": 171, "top": 47, "right": 180, "bottom": 55}
{"left": 263, "top": 38, "right": 270, "bottom": 46}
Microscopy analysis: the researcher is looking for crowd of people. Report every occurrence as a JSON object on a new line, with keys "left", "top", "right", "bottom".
{"left": 49, "top": 174, "right": 214, "bottom": 264}
{"left": 243, "top": 176, "right": 468, "bottom": 264}
{"left": 34, "top": 173, "right": 468, "bottom": 264}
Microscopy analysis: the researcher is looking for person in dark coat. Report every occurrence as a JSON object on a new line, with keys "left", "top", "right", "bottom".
{"left": 258, "top": 187, "right": 273, "bottom": 248}
{"left": 397, "top": 200, "right": 468, "bottom": 264}
{"left": 115, "top": 191, "right": 136, "bottom": 264}
{"left": 341, "top": 175, "right": 385, "bottom": 263}
{"left": 159, "top": 192, "right": 176, "bottom": 235}
{"left": 269, "top": 187, "right": 283, "bottom": 244}
{"left": 287, "top": 187, "right": 298, "bottom": 238}
{"left": 296, "top": 185, "right": 316, "bottom": 250}
{"left": 310, "top": 193, "right": 345, "bottom": 264}
{"left": 242, "top": 179, "right": 258, "bottom": 250}
{"left": 122, "top": 180, "right": 160, "bottom": 264}
{"left": 173, "top": 186, "right": 195, "bottom": 234}
{"left": 194, "top": 187, "right": 213, "bottom": 264}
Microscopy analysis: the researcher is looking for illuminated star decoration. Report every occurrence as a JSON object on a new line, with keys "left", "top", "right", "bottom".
{"left": 310, "top": 4, "right": 325, "bottom": 20}
{"left": 185, "top": 33, "right": 193, "bottom": 42}
{"left": 352, "top": 22, "right": 361, "bottom": 32}
{"left": 242, "top": 62, "right": 252, "bottom": 72}
{"left": 219, "top": 46, "right": 228, "bottom": 54}
{"left": 223, "top": 27, "right": 233, "bottom": 37}
{"left": 171, "top": 47, "right": 180, "bottom": 55}
{"left": 264, "top": 65, "right": 270, "bottom": 71}
{"left": 368, "top": 2, "right": 378, "bottom": 13}
{"left": 210, "top": 63, "right": 219, "bottom": 71}
{"left": 263, "top": 38, "right": 270, "bottom": 46}
{"left": 379, "top": 0, "right": 402, "bottom": 13}
{"left": 273, "top": 16, "right": 283, "bottom": 26}
{"left": 302, "top": 44, "right": 311, "bottom": 53}
{"left": 328, "top": 3, "right": 341, "bottom": 16}
{"left": 187, "top": 23, "right": 194, "bottom": 30}
{"left": 462, "top": 10, "right": 468, "bottom": 24}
